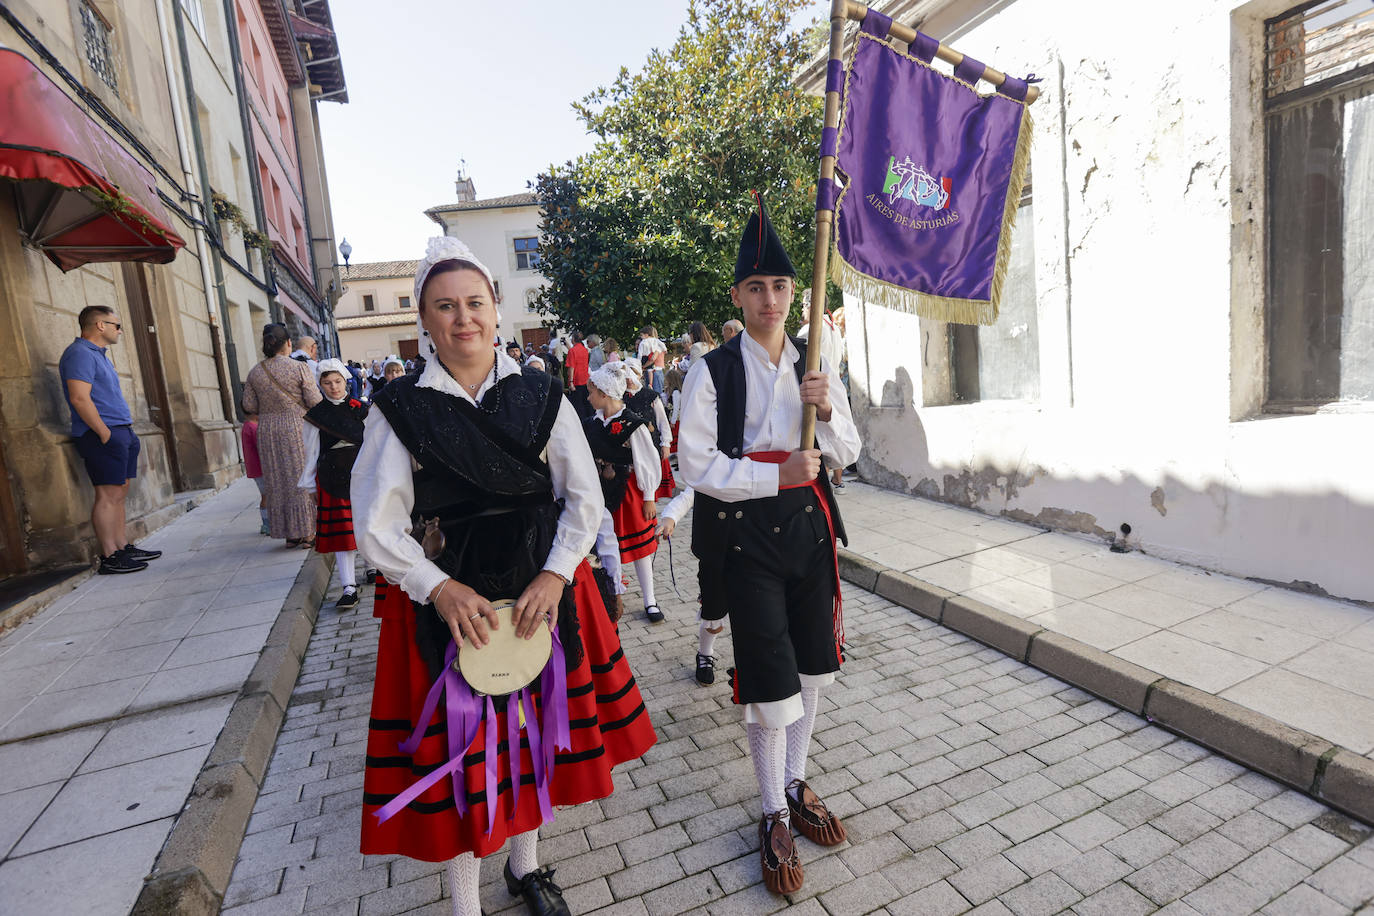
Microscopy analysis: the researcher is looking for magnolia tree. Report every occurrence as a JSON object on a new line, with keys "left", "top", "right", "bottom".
{"left": 534, "top": 0, "right": 826, "bottom": 344}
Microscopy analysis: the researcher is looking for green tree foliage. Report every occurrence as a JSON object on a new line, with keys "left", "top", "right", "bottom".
{"left": 534, "top": 0, "right": 824, "bottom": 344}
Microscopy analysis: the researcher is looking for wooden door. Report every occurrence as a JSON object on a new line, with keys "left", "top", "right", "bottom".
{"left": 121, "top": 264, "right": 183, "bottom": 490}
{"left": 521, "top": 327, "right": 550, "bottom": 350}
{"left": 0, "top": 434, "right": 25, "bottom": 576}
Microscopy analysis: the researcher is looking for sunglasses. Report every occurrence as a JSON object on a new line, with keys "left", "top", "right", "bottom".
{"left": 101, "top": 320, "right": 123, "bottom": 331}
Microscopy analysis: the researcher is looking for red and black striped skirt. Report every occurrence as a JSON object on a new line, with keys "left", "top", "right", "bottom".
{"left": 360, "top": 560, "right": 656, "bottom": 861}
{"left": 654, "top": 455, "right": 675, "bottom": 500}
{"left": 612, "top": 473, "right": 657, "bottom": 563}
{"left": 314, "top": 486, "right": 356, "bottom": 553}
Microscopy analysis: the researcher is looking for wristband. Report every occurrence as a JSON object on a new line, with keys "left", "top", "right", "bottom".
{"left": 431, "top": 579, "right": 450, "bottom": 604}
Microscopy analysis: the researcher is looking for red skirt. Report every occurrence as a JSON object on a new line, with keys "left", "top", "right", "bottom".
{"left": 668, "top": 421, "right": 680, "bottom": 456}
{"left": 613, "top": 473, "right": 657, "bottom": 563}
{"left": 361, "top": 560, "right": 656, "bottom": 861}
{"left": 654, "top": 455, "right": 675, "bottom": 500}
{"left": 315, "top": 486, "right": 356, "bottom": 553}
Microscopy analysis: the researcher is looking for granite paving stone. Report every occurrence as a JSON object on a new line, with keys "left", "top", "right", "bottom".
{"left": 213, "top": 496, "right": 1374, "bottom": 916}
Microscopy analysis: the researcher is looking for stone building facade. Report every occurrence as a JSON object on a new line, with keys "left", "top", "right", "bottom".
{"left": 334, "top": 261, "right": 421, "bottom": 362}
{"left": 0, "top": 0, "right": 347, "bottom": 577}
{"left": 804, "top": 0, "right": 1373, "bottom": 602}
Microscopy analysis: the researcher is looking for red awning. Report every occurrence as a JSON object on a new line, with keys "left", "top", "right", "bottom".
{"left": 0, "top": 46, "right": 186, "bottom": 272}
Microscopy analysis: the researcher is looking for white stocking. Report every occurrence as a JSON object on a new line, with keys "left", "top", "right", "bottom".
{"left": 335, "top": 550, "right": 356, "bottom": 589}
{"left": 633, "top": 555, "right": 657, "bottom": 609}
{"left": 595, "top": 510, "right": 624, "bottom": 591}
{"left": 444, "top": 852, "right": 482, "bottom": 916}
{"left": 698, "top": 619, "right": 723, "bottom": 656}
{"left": 785, "top": 686, "right": 820, "bottom": 795}
{"left": 747, "top": 722, "right": 788, "bottom": 823}
{"left": 508, "top": 828, "right": 539, "bottom": 879}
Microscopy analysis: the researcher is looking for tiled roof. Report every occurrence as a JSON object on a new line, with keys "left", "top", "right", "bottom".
{"left": 337, "top": 313, "right": 416, "bottom": 330}
{"left": 341, "top": 260, "right": 419, "bottom": 281}
{"left": 425, "top": 192, "right": 538, "bottom": 217}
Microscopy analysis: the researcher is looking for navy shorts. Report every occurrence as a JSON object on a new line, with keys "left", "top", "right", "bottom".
{"left": 75, "top": 425, "right": 140, "bottom": 486}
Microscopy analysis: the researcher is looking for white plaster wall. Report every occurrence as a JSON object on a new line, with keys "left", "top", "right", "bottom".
{"left": 848, "top": 0, "right": 1374, "bottom": 602}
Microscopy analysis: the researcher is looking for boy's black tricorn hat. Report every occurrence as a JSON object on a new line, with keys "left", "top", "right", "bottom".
{"left": 734, "top": 190, "right": 796, "bottom": 285}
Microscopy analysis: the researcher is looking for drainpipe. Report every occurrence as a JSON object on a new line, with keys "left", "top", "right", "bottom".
{"left": 152, "top": 0, "right": 240, "bottom": 425}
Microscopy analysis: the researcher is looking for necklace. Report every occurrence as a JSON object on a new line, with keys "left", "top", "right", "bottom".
{"left": 439, "top": 355, "right": 497, "bottom": 394}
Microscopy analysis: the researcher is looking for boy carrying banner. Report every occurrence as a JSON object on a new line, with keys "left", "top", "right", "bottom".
{"left": 678, "top": 195, "right": 861, "bottom": 894}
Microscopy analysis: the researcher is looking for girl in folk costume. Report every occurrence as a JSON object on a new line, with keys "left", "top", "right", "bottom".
{"left": 298, "top": 360, "right": 368, "bottom": 610}
{"left": 622, "top": 357, "right": 675, "bottom": 499}
{"left": 653, "top": 485, "right": 731, "bottom": 687}
{"left": 582, "top": 363, "right": 664, "bottom": 623}
{"left": 351, "top": 237, "right": 655, "bottom": 916}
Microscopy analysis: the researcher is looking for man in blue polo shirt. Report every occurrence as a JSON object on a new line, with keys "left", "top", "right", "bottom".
{"left": 59, "top": 306, "right": 162, "bottom": 574}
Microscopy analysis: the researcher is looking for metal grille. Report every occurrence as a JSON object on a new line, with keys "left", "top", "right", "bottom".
{"left": 80, "top": 2, "right": 118, "bottom": 95}
{"left": 1266, "top": 0, "right": 1374, "bottom": 98}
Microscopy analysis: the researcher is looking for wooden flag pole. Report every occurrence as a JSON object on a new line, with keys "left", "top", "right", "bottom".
{"left": 801, "top": 1, "right": 1041, "bottom": 450}
{"left": 799, "top": 0, "right": 849, "bottom": 451}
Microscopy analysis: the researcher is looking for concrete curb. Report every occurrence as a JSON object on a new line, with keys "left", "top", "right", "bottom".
{"left": 131, "top": 550, "right": 334, "bottom": 916}
{"left": 836, "top": 547, "right": 1374, "bottom": 827}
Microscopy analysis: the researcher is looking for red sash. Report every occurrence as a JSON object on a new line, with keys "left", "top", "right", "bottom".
{"left": 745, "top": 451, "right": 844, "bottom": 661}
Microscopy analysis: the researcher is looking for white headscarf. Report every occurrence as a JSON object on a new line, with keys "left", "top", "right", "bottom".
{"left": 315, "top": 358, "right": 349, "bottom": 404}
{"left": 587, "top": 361, "right": 629, "bottom": 401}
{"left": 413, "top": 236, "right": 496, "bottom": 356}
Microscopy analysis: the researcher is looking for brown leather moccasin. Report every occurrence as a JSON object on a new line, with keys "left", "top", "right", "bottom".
{"left": 758, "top": 810, "right": 803, "bottom": 894}
{"left": 786, "top": 779, "right": 848, "bottom": 846}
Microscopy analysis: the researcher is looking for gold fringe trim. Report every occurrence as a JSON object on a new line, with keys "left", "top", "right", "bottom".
{"left": 829, "top": 32, "right": 1036, "bottom": 327}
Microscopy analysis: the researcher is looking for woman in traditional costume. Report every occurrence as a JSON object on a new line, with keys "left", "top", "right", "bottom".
{"left": 351, "top": 237, "right": 655, "bottom": 916}
{"left": 622, "top": 358, "right": 675, "bottom": 500}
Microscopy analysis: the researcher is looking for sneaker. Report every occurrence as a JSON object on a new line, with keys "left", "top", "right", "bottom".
{"left": 833, "top": 480, "right": 846, "bottom": 490}
{"left": 334, "top": 587, "right": 360, "bottom": 611}
{"left": 695, "top": 653, "right": 715, "bottom": 685}
{"left": 259, "top": 522, "right": 270, "bottom": 536}
{"left": 119, "top": 543, "right": 162, "bottom": 561}
{"left": 98, "top": 552, "right": 148, "bottom": 575}
{"left": 645, "top": 604, "right": 664, "bottom": 623}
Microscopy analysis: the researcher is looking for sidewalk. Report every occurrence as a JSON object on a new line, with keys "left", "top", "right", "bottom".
{"left": 0, "top": 478, "right": 325, "bottom": 915}
{"left": 223, "top": 507, "right": 1374, "bottom": 916}
{"left": 834, "top": 483, "right": 1374, "bottom": 811}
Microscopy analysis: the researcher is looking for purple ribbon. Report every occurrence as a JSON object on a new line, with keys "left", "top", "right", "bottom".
{"left": 860, "top": 9, "right": 892, "bottom": 39}
{"left": 817, "top": 177, "right": 839, "bottom": 213}
{"left": 825, "top": 59, "right": 844, "bottom": 96}
{"left": 819, "top": 126, "right": 839, "bottom": 160}
{"left": 908, "top": 31, "right": 939, "bottom": 64}
{"left": 954, "top": 55, "right": 986, "bottom": 85}
{"left": 374, "top": 627, "right": 572, "bottom": 837}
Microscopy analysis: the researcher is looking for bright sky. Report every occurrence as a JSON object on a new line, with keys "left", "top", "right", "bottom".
{"left": 316, "top": 0, "right": 695, "bottom": 265}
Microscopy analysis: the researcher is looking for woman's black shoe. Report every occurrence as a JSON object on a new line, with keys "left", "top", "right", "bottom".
{"left": 645, "top": 604, "right": 664, "bottom": 623}
{"left": 334, "top": 587, "right": 360, "bottom": 610}
{"left": 120, "top": 543, "right": 162, "bottom": 561}
{"left": 98, "top": 553, "right": 148, "bottom": 575}
{"left": 503, "top": 861, "right": 570, "bottom": 916}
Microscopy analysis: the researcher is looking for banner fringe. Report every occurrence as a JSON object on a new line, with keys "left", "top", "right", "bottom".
{"left": 830, "top": 253, "right": 995, "bottom": 325}
{"left": 987, "top": 107, "right": 1034, "bottom": 320}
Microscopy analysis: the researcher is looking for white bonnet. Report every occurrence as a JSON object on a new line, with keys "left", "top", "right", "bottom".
{"left": 587, "top": 361, "right": 628, "bottom": 401}
{"left": 413, "top": 236, "right": 496, "bottom": 356}
{"left": 623, "top": 357, "right": 643, "bottom": 376}
{"left": 316, "top": 358, "right": 348, "bottom": 381}
{"left": 383, "top": 355, "right": 405, "bottom": 370}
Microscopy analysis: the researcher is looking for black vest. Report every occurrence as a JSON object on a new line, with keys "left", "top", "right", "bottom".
{"left": 625, "top": 388, "right": 660, "bottom": 443}
{"left": 375, "top": 368, "right": 578, "bottom": 680}
{"left": 304, "top": 398, "right": 367, "bottom": 500}
{"left": 582, "top": 410, "right": 649, "bottom": 512}
{"left": 691, "top": 333, "right": 847, "bottom": 558}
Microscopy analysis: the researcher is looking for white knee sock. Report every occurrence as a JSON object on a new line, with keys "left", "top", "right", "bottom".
{"left": 335, "top": 550, "right": 356, "bottom": 589}
{"left": 595, "top": 510, "right": 625, "bottom": 592}
{"left": 785, "top": 686, "right": 820, "bottom": 795}
{"left": 747, "top": 722, "right": 788, "bottom": 823}
{"left": 633, "top": 556, "right": 657, "bottom": 608}
{"left": 445, "top": 853, "right": 482, "bottom": 916}
{"left": 508, "top": 828, "right": 539, "bottom": 879}
{"left": 698, "top": 620, "right": 723, "bottom": 656}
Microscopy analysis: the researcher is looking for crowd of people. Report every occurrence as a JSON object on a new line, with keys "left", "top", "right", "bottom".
{"left": 58, "top": 196, "right": 854, "bottom": 915}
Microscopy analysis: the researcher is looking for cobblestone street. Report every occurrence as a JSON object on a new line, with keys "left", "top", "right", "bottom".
{"left": 224, "top": 531, "right": 1374, "bottom": 916}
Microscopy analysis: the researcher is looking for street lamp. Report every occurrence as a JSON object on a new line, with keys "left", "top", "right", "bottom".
{"left": 339, "top": 237, "right": 352, "bottom": 268}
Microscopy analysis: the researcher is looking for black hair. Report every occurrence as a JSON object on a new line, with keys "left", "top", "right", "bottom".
{"left": 262, "top": 323, "right": 292, "bottom": 358}
{"left": 78, "top": 305, "right": 115, "bottom": 329}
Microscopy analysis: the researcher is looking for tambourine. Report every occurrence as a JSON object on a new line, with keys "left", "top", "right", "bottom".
{"left": 455, "top": 598, "right": 552, "bottom": 696}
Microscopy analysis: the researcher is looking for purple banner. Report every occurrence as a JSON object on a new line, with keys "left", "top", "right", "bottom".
{"left": 832, "top": 33, "right": 1031, "bottom": 324}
